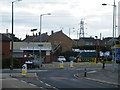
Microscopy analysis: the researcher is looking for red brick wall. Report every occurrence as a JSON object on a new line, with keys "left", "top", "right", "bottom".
{"left": 48, "top": 32, "right": 73, "bottom": 52}
{"left": 2, "top": 41, "right": 11, "bottom": 58}
{"left": 45, "top": 55, "right": 51, "bottom": 63}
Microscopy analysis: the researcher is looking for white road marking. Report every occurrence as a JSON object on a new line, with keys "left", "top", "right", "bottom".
{"left": 40, "top": 81, "right": 43, "bottom": 83}
{"left": 45, "top": 83, "right": 51, "bottom": 87}
{"left": 29, "top": 83, "right": 37, "bottom": 87}
{"left": 20, "top": 80, "right": 27, "bottom": 83}
{"left": 87, "top": 71, "right": 97, "bottom": 73}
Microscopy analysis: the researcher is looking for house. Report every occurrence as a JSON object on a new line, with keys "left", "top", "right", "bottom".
{"left": 77, "top": 37, "right": 97, "bottom": 46}
{"left": 102, "top": 37, "right": 119, "bottom": 46}
{"left": 48, "top": 30, "right": 74, "bottom": 53}
{"left": 0, "top": 34, "right": 11, "bottom": 58}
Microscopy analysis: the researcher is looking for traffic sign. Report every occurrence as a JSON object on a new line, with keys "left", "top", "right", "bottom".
{"left": 22, "top": 64, "right": 27, "bottom": 76}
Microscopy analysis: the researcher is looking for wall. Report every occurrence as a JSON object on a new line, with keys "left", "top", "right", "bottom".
{"left": 48, "top": 31, "right": 73, "bottom": 52}
{"left": 2, "top": 41, "right": 11, "bottom": 58}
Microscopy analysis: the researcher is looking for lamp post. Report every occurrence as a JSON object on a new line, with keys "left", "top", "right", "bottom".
{"left": 95, "top": 36, "right": 99, "bottom": 63}
{"left": 31, "top": 29, "right": 37, "bottom": 58}
{"left": 102, "top": 0, "right": 116, "bottom": 71}
{"left": 39, "top": 13, "right": 51, "bottom": 67}
{"left": 11, "top": 0, "right": 22, "bottom": 71}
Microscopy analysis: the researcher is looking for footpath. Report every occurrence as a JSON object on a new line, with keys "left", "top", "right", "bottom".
{"left": 2, "top": 72, "right": 43, "bottom": 89}
{"left": 75, "top": 63, "right": 120, "bottom": 88}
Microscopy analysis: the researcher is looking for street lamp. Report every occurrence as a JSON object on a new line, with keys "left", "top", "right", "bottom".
{"left": 11, "top": 0, "right": 22, "bottom": 71}
{"left": 39, "top": 13, "right": 51, "bottom": 67}
{"left": 102, "top": 0, "right": 116, "bottom": 71}
{"left": 30, "top": 29, "right": 37, "bottom": 58}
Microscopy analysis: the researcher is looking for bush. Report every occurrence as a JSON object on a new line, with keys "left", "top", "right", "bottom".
{"left": 2, "top": 58, "right": 21, "bottom": 69}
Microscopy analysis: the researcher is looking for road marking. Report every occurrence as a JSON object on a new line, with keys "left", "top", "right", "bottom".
{"left": 35, "top": 73, "right": 59, "bottom": 90}
{"left": 29, "top": 83, "right": 37, "bottom": 87}
{"left": 45, "top": 83, "right": 51, "bottom": 87}
{"left": 28, "top": 70, "right": 48, "bottom": 72}
{"left": 12, "top": 78, "right": 19, "bottom": 81}
{"left": 87, "top": 71, "right": 97, "bottom": 73}
{"left": 20, "top": 80, "right": 27, "bottom": 83}
{"left": 53, "top": 87, "right": 59, "bottom": 90}
{"left": 40, "top": 81, "right": 43, "bottom": 83}
{"left": 50, "top": 77, "right": 68, "bottom": 80}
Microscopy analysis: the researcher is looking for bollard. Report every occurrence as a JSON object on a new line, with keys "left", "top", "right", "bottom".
{"left": 102, "top": 59, "right": 105, "bottom": 69}
{"left": 84, "top": 68, "right": 87, "bottom": 77}
{"left": 22, "top": 64, "right": 27, "bottom": 76}
{"left": 70, "top": 60, "right": 74, "bottom": 68}
{"left": 94, "top": 58, "right": 96, "bottom": 63}
{"left": 60, "top": 61, "right": 64, "bottom": 68}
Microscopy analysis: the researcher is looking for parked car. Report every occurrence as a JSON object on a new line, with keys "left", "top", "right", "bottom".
{"left": 25, "top": 60, "right": 41, "bottom": 68}
{"left": 58, "top": 56, "right": 66, "bottom": 62}
{"left": 32, "top": 60, "right": 41, "bottom": 68}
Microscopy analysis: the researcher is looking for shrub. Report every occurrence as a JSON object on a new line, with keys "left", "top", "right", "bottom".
{"left": 2, "top": 58, "right": 21, "bottom": 69}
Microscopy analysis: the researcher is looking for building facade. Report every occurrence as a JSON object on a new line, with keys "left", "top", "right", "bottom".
{"left": 0, "top": 34, "right": 11, "bottom": 58}
{"left": 48, "top": 30, "right": 74, "bottom": 53}
{"left": 13, "top": 42, "right": 52, "bottom": 62}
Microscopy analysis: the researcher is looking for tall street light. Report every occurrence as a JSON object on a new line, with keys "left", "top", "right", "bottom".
{"left": 11, "top": 0, "right": 22, "bottom": 71}
{"left": 30, "top": 29, "right": 37, "bottom": 58}
{"left": 39, "top": 13, "right": 51, "bottom": 68}
{"left": 102, "top": 0, "right": 116, "bottom": 71}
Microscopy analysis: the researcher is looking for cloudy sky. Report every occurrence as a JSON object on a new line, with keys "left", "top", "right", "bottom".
{"left": 0, "top": 0, "right": 119, "bottom": 40}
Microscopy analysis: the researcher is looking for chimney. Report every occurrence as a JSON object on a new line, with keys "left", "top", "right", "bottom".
{"left": 6, "top": 29, "right": 8, "bottom": 34}
{"left": 33, "top": 33, "right": 35, "bottom": 36}
{"left": 26, "top": 34, "right": 28, "bottom": 38}
{"left": 51, "top": 30, "right": 54, "bottom": 35}
{"left": 38, "top": 32, "right": 40, "bottom": 36}
{"left": 36, "top": 33, "right": 37, "bottom": 36}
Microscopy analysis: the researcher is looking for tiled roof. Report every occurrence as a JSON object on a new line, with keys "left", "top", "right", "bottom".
{"left": 49, "top": 30, "right": 73, "bottom": 41}
{"left": 23, "top": 33, "right": 49, "bottom": 42}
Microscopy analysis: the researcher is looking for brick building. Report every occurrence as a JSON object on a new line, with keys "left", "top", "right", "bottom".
{"left": 48, "top": 30, "right": 74, "bottom": 53}
{"left": 0, "top": 34, "right": 11, "bottom": 58}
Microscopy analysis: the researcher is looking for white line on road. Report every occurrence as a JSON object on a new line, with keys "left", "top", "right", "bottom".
{"left": 40, "top": 81, "right": 43, "bottom": 83}
{"left": 87, "top": 71, "right": 97, "bottom": 73}
{"left": 45, "top": 83, "right": 51, "bottom": 87}
{"left": 20, "top": 80, "right": 27, "bottom": 83}
{"left": 29, "top": 83, "right": 37, "bottom": 87}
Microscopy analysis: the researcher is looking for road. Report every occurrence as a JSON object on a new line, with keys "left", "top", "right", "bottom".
{"left": 3, "top": 68, "right": 117, "bottom": 89}
{"left": 36, "top": 69, "right": 117, "bottom": 89}
{"left": 2, "top": 62, "right": 119, "bottom": 89}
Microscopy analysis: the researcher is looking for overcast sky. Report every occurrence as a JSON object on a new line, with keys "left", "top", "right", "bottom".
{"left": 0, "top": 0, "right": 120, "bottom": 40}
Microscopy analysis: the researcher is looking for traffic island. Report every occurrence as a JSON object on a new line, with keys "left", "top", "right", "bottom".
{"left": 10, "top": 73, "right": 37, "bottom": 78}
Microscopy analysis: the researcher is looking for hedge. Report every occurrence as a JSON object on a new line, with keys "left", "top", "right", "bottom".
{"left": 2, "top": 58, "right": 21, "bottom": 69}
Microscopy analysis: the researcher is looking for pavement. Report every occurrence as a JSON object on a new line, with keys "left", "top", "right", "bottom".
{"left": 74, "top": 63, "right": 120, "bottom": 88}
{"left": 2, "top": 73, "right": 44, "bottom": 89}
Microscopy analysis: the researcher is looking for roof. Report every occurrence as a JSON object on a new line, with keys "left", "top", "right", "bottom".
{"left": 49, "top": 30, "right": 73, "bottom": 41}
{"left": 79, "top": 37, "right": 96, "bottom": 42}
{"left": 0, "top": 34, "right": 11, "bottom": 41}
{"left": 23, "top": 33, "right": 49, "bottom": 42}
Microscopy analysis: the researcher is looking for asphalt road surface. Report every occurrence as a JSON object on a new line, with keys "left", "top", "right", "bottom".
{"left": 36, "top": 69, "right": 117, "bottom": 89}
{"left": 9, "top": 69, "right": 117, "bottom": 89}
